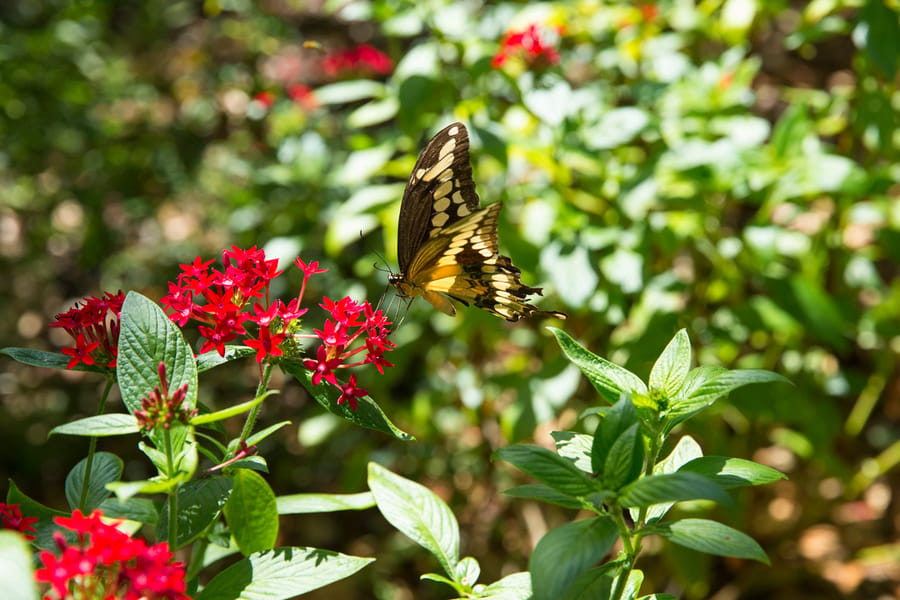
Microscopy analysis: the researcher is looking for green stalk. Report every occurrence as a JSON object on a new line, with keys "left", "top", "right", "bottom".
{"left": 237, "top": 363, "right": 273, "bottom": 450}
{"left": 79, "top": 376, "right": 114, "bottom": 512}
{"left": 164, "top": 426, "right": 178, "bottom": 547}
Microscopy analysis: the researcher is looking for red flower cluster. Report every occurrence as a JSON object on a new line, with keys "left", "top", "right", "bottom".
{"left": 0, "top": 503, "right": 39, "bottom": 540}
{"left": 323, "top": 43, "right": 393, "bottom": 78}
{"left": 160, "top": 246, "right": 394, "bottom": 409}
{"left": 251, "top": 85, "right": 318, "bottom": 112}
{"left": 50, "top": 291, "right": 124, "bottom": 370}
{"left": 160, "top": 246, "right": 304, "bottom": 362}
{"left": 302, "top": 296, "right": 395, "bottom": 410}
{"left": 134, "top": 362, "right": 196, "bottom": 433}
{"left": 35, "top": 509, "right": 188, "bottom": 600}
{"left": 492, "top": 23, "right": 562, "bottom": 69}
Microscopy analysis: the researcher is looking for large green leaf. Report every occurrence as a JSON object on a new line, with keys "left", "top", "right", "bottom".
{"left": 618, "top": 472, "right": 731, "bottom": 509}
{"left": 64, "top": 452, "right": 122, "bottom": 513}
{"left": 196, "top": 546, "right": 374, "bottom": 600}
{"left": 648, "top": 329, "right": 691, "bottom": 398}
{"left": 159, "top": 476, "right": 233, "bottom": 549}
{"left": 276, "top": 492, "right": 375, "bottom": 514}
{"left": 368, "top": 462, "right": 459, "bottom": 577}
{"left": 285, "top": 361, "right": 413, "bottom": 440}
{"left": 494, "top": 445, "right": 598, "bottom": 497}
{"left": 657, "top": 518, "right": 769, "bottom": 564}
{"left": 224, "top": 469, "right": 278, "bottom": 556}
{"left": 0, "top": 531, "right": 39, "bottom": 600}
{"left": 117, "top": 292, "right": 197, "bottom": 455}
{"left": 529, "top": 517, "right": 618, "bottom": 600}
{"left": 50, "top": 414, "right": 140, "bottom": 437}
{"left": 549, "top": 328, "right": 647, "bottom": 404}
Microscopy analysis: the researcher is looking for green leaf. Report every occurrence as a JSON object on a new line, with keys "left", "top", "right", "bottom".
{"left": 196, "top": 346, "right": 256, "bottom": 373}
{"left": 668, "top": 369, "right": 791, "bottom": 428}
{"left": 648, "top": 329, "right": 691, "bottom": 398}
{"left": 160, "top": 477, "right": 233, "bottom": 549}
{"left": 637, "top": 436, "right": 703, "bottom": 524}
{"left": 856, "top": 0, "right": 900, "bottom": 78}
{"left": 501, "top": 484, "right": 584, "bottom": 510}
{"left": 117, "top": 292, "right": 197, "bottom": 455}
{"left": 224, "top": 470, "right": 278, "bottom": 555}
{"left": 108, "top": 478, "right": 182, "bottom": 501}
{"left": 557, "top": 568, "right": 614, "bottom": 600}
{"left": 347, "top": 97, "right": 400, "bottom": 128}
{"left": 552, "top": 431, "right": 594, "bottom": 473}
{"left": 195, "top": 546, "right": 374, "bottom": 600}
{"left": 50, "top": 414, "right": 139, "bottom": 437}
{"left": 190, "top": 392, "right": 271, "bottom": 425}
{"left": 478, "top": 572, "right": 532, "bottom": 600}
{"left": 593, "top": 398, "right": 639, "bottom": 476}
{"left": 494, "top": 445, "right": 598, "bottom": 497}
{"left": 678, "top": 457, "right": 786, "bottom": 488}
{"left": 368, "top": 462, "right": 459, "bottom": 577}
{"left": 6, "top": 480, "right": 68, "bottom": 551}
{"left": 657, "top": 518, "right": 769, "bottom": 564}
{"left": 530, "top": 517, "right": 618, "bottom": 600}
{"left": 0, "top": 531, "right": 39, "bottom": 600}
{"left": 97, "top": 497, "right": 159, "bottom": 525}
{"left": 276, "top": 492, "right": 375, "bottom": 514}
{"left": 618, "top": 472, "right": 732, "bottom": 509}
{"left": 65, "top": 452, "right": 122, "bottom": 513}
{"left": 455, "top": 555, "right": 480, "bottom": 587}
{"left": 549, "top": 328, "right": 647, "bottom": 404}
{"left": 245, "top": 421, "right": 293, "bottom": 447}
{"left": 314, "top": 80, "right": 387, "bottom": 105}
{"left": 602, "top": 423, "right": 644, "bottom": 490}
{"left": 0, "top": 347, "right": 106, "bottom": 373}
{"left": 285, "top": 362, "right": 413, "bottom": 440}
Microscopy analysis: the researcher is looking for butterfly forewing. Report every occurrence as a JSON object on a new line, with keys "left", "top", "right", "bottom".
{"left": 397, "top": 122, "right": 480, "bottom": 273}
{"left": 391, "top": 122, "right": 565, "bottom": 321}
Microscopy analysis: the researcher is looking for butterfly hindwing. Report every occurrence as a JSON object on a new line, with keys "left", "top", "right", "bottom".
{"left": 390, "top": 122, "right": 565, "bottom": 321}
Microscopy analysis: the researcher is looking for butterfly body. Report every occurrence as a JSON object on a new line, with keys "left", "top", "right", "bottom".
{"left": 390, "top": 122, "right": 565, "bottom": 321}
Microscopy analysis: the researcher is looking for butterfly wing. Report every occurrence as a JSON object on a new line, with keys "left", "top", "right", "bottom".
{"left": 397, "top": 122, "right": 480, "bottom": 274}
{"left": 405, "top": 203, "right": 566, "bottom": 321}
{"left": 392, "top": 122, "right": 565, "bottom": 321}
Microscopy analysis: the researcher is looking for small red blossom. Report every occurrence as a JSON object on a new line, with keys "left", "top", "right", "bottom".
{"left": 288, "top": 83, "right": 318, "bottom": 110}
{"left": 34, "top": 509, "right": 189, "bottom": 600}
{"left": 336, "top": 374, "right": 367, "bottom": 411}
{"left": 303, "top": 345, "right": 342, "bottom": 386}
{"left": 492, "top": 23, "right": 562, "bottom": 69}
{"left": 253, "top": 91, "right": 276, "bottom": 109}
{"left": 0, "top": 503, "right": 39, "bottom": 540}
{"left": 50, "top": 291, "right": 124, "bottom": 370}
{"left": 323, "top": 43, "right": 393, "bottom": 78}
{"left": 245, "top": 327, "right": 287, "bottom": 363}
{"left": 61, "top": 333, "right": 100, "bottom": 369}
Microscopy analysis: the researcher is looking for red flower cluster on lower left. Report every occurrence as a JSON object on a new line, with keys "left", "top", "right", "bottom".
{"left": 35, "top": 509, "right": 189, "bottom": 600}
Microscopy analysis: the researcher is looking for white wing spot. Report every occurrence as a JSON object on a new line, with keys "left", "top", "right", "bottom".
{"left": 439, "top": 139, "right": 456, "bottom": 159}
{"left": 432, "top": 212, "right": 450, "bottom": 227}
{"left": 478, "top": 248, "right": 493, "bottom": 257}
{"left": 434, "top": 197, "right": 451, "bottom": 212}
{"left": 448, "top": 125, "right": 459, "bottom": 136}
{"left": 452, "top": 191, "right": 465, "bottom": 204}
{"left": 423, "top": 154, "right": 454, "bottom": 182}
{"left": 457, "top": 204, "right": 471, "bottom": 217}
{"left": 434, "top": 180, "right": 453, "bottom": 199}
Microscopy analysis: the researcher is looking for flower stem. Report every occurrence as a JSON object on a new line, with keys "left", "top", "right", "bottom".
{"left": 238, "top": 363, "right": 273, "bottom": 450}
{"left": 79, "top": 376, "right": 114, "bottom": 512}
{"left": 164, "top": 427, "right": 178, "bottom": 547}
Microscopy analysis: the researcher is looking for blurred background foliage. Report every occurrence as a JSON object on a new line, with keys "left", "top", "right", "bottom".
{"left": 2, "top": 0, "right": 899, "bottom": 598}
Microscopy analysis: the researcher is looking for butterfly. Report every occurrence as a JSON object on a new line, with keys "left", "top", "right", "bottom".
{"left": 388, "top": 122, "right": 566, "bottom": 321}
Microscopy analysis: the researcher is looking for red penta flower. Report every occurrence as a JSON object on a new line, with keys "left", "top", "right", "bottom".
{"left": 323, "top": 43, "right": 393, "bottom": 78}
{"left": 288, "top": 83, "right": 318, "bottom": 110}
{"left": 0, "top": 503, "right": 39, "bottom": 540}
{"left": 50, "top": 291, "right": 124, "bottom": 370}
{"left": 336, "top": 374, "right": 367, "bottom": 411}
{"left": 492, "top": 23, "right": 563, "bottom": 69}
{"left": 34, "top": 509, "right": 189, "bottom": 600}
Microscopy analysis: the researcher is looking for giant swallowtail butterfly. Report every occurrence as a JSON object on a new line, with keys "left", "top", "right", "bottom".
{"left": 388, "top": 122, "right": 565, "bottom": 321}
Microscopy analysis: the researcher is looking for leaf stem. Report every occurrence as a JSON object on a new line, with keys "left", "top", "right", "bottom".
{"left": 79, "top": 376, "right": 114, "bottom": 512}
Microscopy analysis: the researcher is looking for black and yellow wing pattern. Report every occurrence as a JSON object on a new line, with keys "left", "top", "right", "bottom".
{"left": 389, "top": 122, "right": 565, "bottom": 321}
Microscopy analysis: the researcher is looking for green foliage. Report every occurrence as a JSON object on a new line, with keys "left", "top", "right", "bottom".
{"left": 496, "top": 330, "right": 784, "bottom": 599}
{"left": 2, "top": 0, "right": 899, "bottom": 597}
